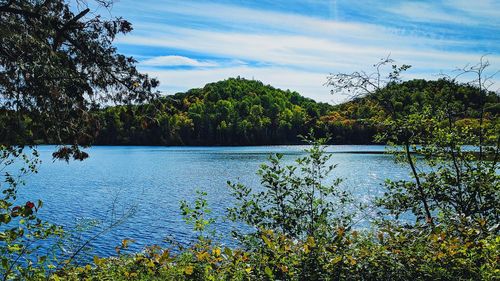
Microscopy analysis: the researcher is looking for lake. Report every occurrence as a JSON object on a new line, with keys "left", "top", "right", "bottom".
{"left": 18, "top": 145, "right": 411, "bottom": 259}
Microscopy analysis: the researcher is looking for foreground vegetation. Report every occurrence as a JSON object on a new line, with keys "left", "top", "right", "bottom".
{"left": 54, "top": 137, "right": 499, "bottom": 281}
{"left": 1, "top": 0, "right": 499, "bottom": 280}
{"left": 3, "top": 140, "right": 499, "bottom": 280}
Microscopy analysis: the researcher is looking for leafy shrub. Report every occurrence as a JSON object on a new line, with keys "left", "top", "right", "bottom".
{"left": 0, "top": 146, "right": 63, "bottom": 280}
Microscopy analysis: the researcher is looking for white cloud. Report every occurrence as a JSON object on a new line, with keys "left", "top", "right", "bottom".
{"left": 379, "top": 0, "right": 500, "bottom": 29}
{"left": 122, "top": 27, "right": 500, "bottom": 73}
{"left": 142, "top": 65, "right": 336, "bottom": 103}
{"left": 445, "top": 0, "right": 500, "bottom": 22}
{"left": 385, "top": 2, "right": 472, "bottom": 25}
{"left": 128, "top": 2, "right": 464, "bottom": 49}
{"left": 141, "top": 55, "right": 218, "bottom": 67}
{"left": 111, "top": 1, "right": 500, "bottom": 103}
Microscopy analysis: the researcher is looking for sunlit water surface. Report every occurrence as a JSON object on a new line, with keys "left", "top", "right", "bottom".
{"left": 17, "top": 145, "right": 411, "bottom": 259}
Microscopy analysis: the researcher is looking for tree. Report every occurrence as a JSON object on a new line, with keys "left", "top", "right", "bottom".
{"left": 327, "top": 56, "right": 499, "bottom": 232}
{"left": 0, "top": 0, "right": 158, "bottom": 278}
{"left": 0, "top": 0, "right": 159, "bottom": 159}
{"left": 227, "top": 134, "right": 355, "bottom": 241}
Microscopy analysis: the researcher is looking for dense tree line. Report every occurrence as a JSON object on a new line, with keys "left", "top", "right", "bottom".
{"left": 94, "top": 77, "right": 332, "bottom": 145}
{"left": 1, "top": 77, "right": 498, "bottom": 146}
{"left": 94, "top": 77, "right": 498, "bottom": 145}
{"left": 318, "top": 78, "right": 499, "bottom": 143}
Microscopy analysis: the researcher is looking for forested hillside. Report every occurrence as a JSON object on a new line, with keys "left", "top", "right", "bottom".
{"left": 94, "top": 77, "right": 498, "bottom": 145}
{"left": 1, "top": 77, "right": 498, "bottom": 146}
{"left": 95, "top": 77, "right": 333, "bottom": 145}
{"left": 320, "top": 78, "right": 499, "bottom": 143}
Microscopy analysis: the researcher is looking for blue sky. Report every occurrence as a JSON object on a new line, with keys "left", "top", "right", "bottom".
{"left": 100, "top": 0, "right": 499, "bottom": 103}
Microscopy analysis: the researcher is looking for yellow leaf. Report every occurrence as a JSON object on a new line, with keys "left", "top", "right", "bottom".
{"left": 245, "top": 267, "right": 252, "bottom": 274}
{"left": 196, "top": 251, "right": 210, "bottom": 261}
{"left": 262, "top": 235, "right": 273, "bottom": 248}
{"left": 331, "top": 256, "right": 342, "bottom": 264}
{"left": 122, "top": 238, "right": 135, "bottom": 249}
{"left": 212, "top": 247, "right": 221, "bottom": 257}
{"left": 306, "top": 236, "right": 316, "bottom": 247}
{"left": 185, "top": 265, "right": 194, "bottom": 275}
{"left": 93, "top": 255, "right": 105, "bottom": 267}
{"left": 303, "top": 244, "right": 310, "bottom": 254}
{"left": 223, "top": 247, "right": 232, "bottom": 256}
{"left": 337, "top": 227, "right": 345, "bottom": 237}
{"left": 159, "top": 250, "right": 170, "bottom": 263}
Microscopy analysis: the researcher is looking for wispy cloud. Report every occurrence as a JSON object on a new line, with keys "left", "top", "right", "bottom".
{"left": 379, "top": 0, "right": 500, "bottom": 32}
{"left": 385, "top": 2, "right": 472, "bottom": 25}
{"left": 445, "top": 0, "right": 500, "bottom": 23}
{"left": 141, "top": 55, "right": 218, "bottom": 67}
{"left": 108, "top": 0, "right": 500, "bottom": 103}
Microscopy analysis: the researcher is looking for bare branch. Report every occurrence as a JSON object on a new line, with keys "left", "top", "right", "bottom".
{"left": 326, "top": 55, "right": 410, "bottom": 101}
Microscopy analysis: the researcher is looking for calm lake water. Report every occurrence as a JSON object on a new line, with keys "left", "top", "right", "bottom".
{"left": 18, "top": 145, "right": 411, "bottom": 259}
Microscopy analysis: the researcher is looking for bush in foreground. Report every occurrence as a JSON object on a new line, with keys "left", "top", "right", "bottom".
{"left": 53, "top": 139, "right": 499, "bottom": 281}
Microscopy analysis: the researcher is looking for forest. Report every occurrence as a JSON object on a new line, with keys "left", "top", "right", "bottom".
{"left": 2, "top": 77, "right": 498, "bottom": 146}
{"left": 96, "top": 77, "right": 499, "bottom": 145}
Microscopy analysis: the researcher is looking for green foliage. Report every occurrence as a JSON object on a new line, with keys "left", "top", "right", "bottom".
{"left": 0, "top": 146, "right": 63, "bottom": 280}
{"left": 371, "top": 68, "right": 499, "bottom": 231}
{"left": 226, "top": 135, "right": 359, "bottom": 279}
{"left": 52, "top": 138, "right": 499, "bottom": 281}
{"left": 377, "top": 107, "right": 499, "bottom": 227}
{"left": 180, "top": 190, "right": 216, "bottom": 240}
{"left": 2, "top": 8, "right": 499, "bottom": 277}
{"left": 51, "top": 225, "right": 499, "bottom": 281}
{"left": 7, "top": 71, "right": 498, "bottom": 279}
{"left": 342, "top": 223, "right": 500, "bottom": 280}
{"left": 0, "top": 0, "right": 158, "bottom": 159}
{"left": 2, "top": 75, "right": 497, "bottom": 146}
{"left": 94, "top": 78, "right": 332, "bottom": 145}
{"left": 1, "top": 0, "right": 157, "bottom": 279}
{"left": 92, "top": 76, "right": 498, "bottom": 146}
{"left": 82, "top": 77, "right": 500, "bottom": 146}
{"left": 328, "top": 57, "right": 499, "bottom": 230}
{"left": 320, "top": 78, "right": 499, "bottom": 143}
{"left": 227, "top": 134, "right": 354, "bottom": 241}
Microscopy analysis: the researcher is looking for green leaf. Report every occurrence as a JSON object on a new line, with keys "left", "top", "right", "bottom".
{"left": 264, "top": 266, "right": 274, "bottom": 278}
{"left": 0, "top": 214, "right": 11, "bottom": 224}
